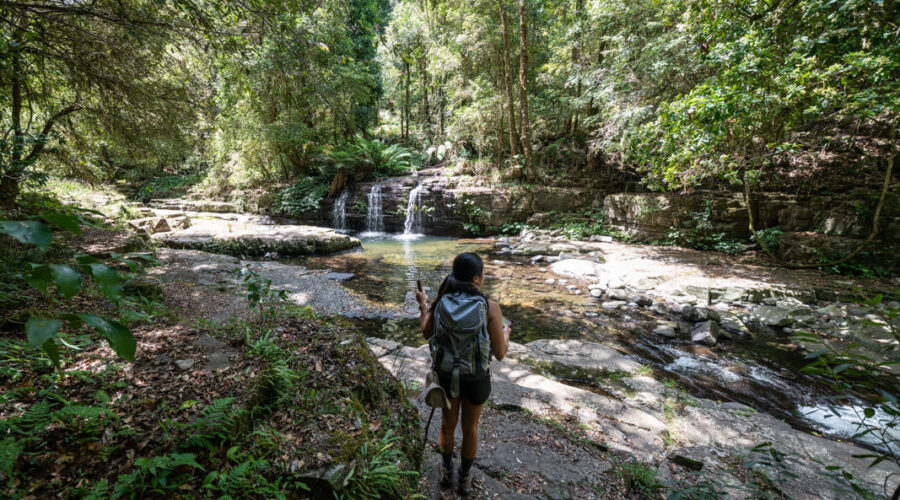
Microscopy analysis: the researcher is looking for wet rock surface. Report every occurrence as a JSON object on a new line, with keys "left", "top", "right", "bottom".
{"left": 369, "top": 338, "right": 898, "bottom": 499}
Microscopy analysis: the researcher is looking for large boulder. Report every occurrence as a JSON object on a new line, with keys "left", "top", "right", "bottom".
{"left": 549, "top": 259, "right": 604, "bottom": 279}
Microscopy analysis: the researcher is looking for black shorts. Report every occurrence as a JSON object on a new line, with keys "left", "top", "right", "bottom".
{"left": 438, "top": 372, "right": 492, "bottom": 406}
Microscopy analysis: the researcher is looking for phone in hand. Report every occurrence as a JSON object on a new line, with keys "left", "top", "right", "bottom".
{"left": 502, "top": 316, "right": 511, "bottom": 328}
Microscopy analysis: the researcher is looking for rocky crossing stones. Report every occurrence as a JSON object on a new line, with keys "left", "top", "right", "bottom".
{"left": 531, "top": 251, "right": 896, "bottom": 356}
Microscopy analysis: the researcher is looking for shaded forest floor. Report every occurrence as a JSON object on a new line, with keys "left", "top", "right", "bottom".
{"left": 0, "top": 226, "right": 421, "bottom": 498}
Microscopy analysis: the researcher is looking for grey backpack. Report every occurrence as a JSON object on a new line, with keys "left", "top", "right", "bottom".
{"left": 430, "top": 292, "right": 492, "bottom": 399}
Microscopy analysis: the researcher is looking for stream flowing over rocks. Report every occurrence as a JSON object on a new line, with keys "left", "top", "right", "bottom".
{"left": 368, "top": 337, "right": 895, "bottom": 499}
{"left": 123, "top": 196, "right": 900, "bottom": 498}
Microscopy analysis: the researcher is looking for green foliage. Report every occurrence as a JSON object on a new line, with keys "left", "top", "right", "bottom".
{"left": 183, "top": 398, "right": 248, "bottom": 452}
{"left": 666, "top": 478, "right": 726, "bottom": 500}
{"left": 0, "top": 213, "right": 153, "bottom": 366}
{"left": 0, "top": 396, "right": 116, "bottom": 478}
{"left": 239, "top": 267, "right": 289, "bottom": 322}
{"left": 499, "top": 222, "right": 531, "bottom": 236}
{"left": 340, "top": 430, "right": 418, "bottom": 499}
{"left": 665, "top": 202, "right": 744, "bottom": 254}
{"left": 328, "top": 137, "right": 420, "bottom": 178}
{"left": 754, "top": 227, "right": 783, "bottom": 252}
{"left": 113, "top": 452, "right": 205, "bottom": 497}
{"left": 271, "top": 178, "right": 330, "bottom": 216}
{"left": 134, "top": 174, "right": 202, "bottom": 203}
{"left": 616, "top": 460, "right": 664, "bottom": 498}
{"left": 619, "top": 0, "right": 900, "bottom": 190}
{"left": 462, "top": 222, "right": 483, "bottom": 236}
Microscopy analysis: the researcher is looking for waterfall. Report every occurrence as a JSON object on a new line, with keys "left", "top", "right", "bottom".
{"left": 365, "top": 184, "right": 384, "bottom": 234}
{"left": 402, "top": 182, "right": 425, "bottom": 236}
{"left": 331, "top": 189, "right": 350, "bottom": 230}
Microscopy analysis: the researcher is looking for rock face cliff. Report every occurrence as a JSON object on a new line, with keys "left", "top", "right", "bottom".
{"left": 269, "top": 171, "right": 900, "bottom": 270}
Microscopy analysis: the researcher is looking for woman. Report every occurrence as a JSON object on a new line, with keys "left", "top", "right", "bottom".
{"left": 415, "top": 252, "right": 510, "bottom": 496}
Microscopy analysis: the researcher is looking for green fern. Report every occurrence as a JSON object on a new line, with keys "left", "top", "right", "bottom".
{"left": 0, "top": 436, "right": 23, "bottom": 474}
{"left": 185, "top": 398, "right": 246, "bottom": 451}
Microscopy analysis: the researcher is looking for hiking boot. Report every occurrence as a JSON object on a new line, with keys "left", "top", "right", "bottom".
{"left": 439, "top": 466, "right": 452, "bottom": 489}
{"left": 457, "top": 472, "right": 474, "bottom": 497}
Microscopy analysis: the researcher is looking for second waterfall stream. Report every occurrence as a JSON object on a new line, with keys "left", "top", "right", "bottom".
{"left": 402, "top": 181, "right": 425, "bottom": 237}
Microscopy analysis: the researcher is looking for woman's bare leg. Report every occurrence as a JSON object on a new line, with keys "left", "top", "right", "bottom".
{"left": 460, "top": 399, "right": 483, "bottom": 460}
{"left": 440, "top": 396, "right": 462, "bottom": 455}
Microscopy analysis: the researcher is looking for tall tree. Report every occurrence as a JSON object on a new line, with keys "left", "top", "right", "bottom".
{"left": 497, "top": 0, "right": 519, "bottom": 156}
{"left": 517, "top": 0, "right": 534, "bottom": 175}
{"left": 0, "top": 0, "right": 235, "bottom": 206}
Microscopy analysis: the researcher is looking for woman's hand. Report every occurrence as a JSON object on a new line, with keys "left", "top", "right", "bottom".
{"left": 415, "top": 289, "right": 427, "bottom": 308}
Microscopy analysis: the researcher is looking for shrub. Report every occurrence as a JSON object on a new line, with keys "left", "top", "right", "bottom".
{"left": 271, "top": 178, "right": 329, "bottom": 216}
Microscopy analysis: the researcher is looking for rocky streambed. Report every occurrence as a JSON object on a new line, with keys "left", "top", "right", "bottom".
{"left": 125, "top": 199, "right": 899, "bottom": 498}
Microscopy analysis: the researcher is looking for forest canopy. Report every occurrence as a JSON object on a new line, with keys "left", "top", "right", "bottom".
{"left": 1, "top": 0, "right": 897, "bottom": 205}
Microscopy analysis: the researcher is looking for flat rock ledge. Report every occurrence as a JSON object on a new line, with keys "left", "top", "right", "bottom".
{"left": 367, "top": 337, "right": 898, "bottom": 499}
{"left": 152, "top": 219, "right": 360, "bottom": 256}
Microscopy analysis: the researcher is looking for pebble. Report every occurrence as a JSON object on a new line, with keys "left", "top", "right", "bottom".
{"left": 545, "top": 279, "right": 556, "bottom": 285}
{"left": 590, "top": 289, "right": 603, "bottom": 298}
{"left": 175, "top": 359, "right": 195, "bottom": 371}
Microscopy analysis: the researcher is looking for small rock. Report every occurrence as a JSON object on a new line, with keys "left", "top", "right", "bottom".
{"left": 324, "top": 272, "right": 355, "bottom": 282}
{"left": 607, "top": 277, "right": 625, "bottom": 289}
{"left": 762, "top": 298, "right": 777, "bottom": 306}
{"left": 175, "top": 359, "right": 195, "bottom": 371}
{"left": 712, "top": 302, "right": 730, "bottom": 312}
{"left": 531, "top": 255, "right": 545, "bottom": 263}
{"left": 574, "top": 289, "right": 582, "bottom": 295}
{"left": 584, "top": 311, "right": 598, "bottom": 318}
{"left": 590, "top": 288, "right": 604, "bottom": 298}
{"left": 545, "top": 278, "right": 556, "bottom": 285}
{"left": 691, "top": 321, "right": 718, "bottom": 346}
{"left": 718, "top": 312, "right": 750, "bottom": 336}
{"left": 607, "top": 288, "right": 627, "bottom": 301}
{"left": 565, "top": 285, "right": 577, "bottom": 291}
{"left": 635, "top": 295, "right": 653, "bottom": 307}
{"left": 680, "top": 295, "right": 699, "bottom": 306}
{"left": 753, "top": 306, "right": 795, "bottom": 327}
{"left": 651, "top": 302, "right": 670, "bottom": 315}
{"left": 817, "top": 304, "right": 847, "bottom": 317}
{"left": 653, "top": 323, "right": 678, "bottom": 338}
{"left": 602, "top": 300, "right": 627, "bottom": 310}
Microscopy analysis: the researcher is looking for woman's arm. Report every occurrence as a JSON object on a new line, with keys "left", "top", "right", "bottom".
{"left": 416, "top": 289, "right": 434, "bottom": 339}
{"left": 487, "top": 299, "right": 510, "bottom": 360}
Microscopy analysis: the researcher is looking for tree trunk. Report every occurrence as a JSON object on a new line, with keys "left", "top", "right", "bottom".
{"left": 439, "top": 75, "right": 446, "bottom": 138}
{"left": 422, "top": 58, "right": 430, "bottom": 138}
{"left": 517, "top": 0, "right": 535, "bottom": 177}
{"left": 496, "top": 101, "right": 505, "bottom": 169}
{"left": 498, "top": 0, "right": 519, "bottom": 157}
{"left": 2, "top": 41, "right": 24, "bottom": 207}
{"left": 404, "top": 60, "right": 411, "bottom": 143}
